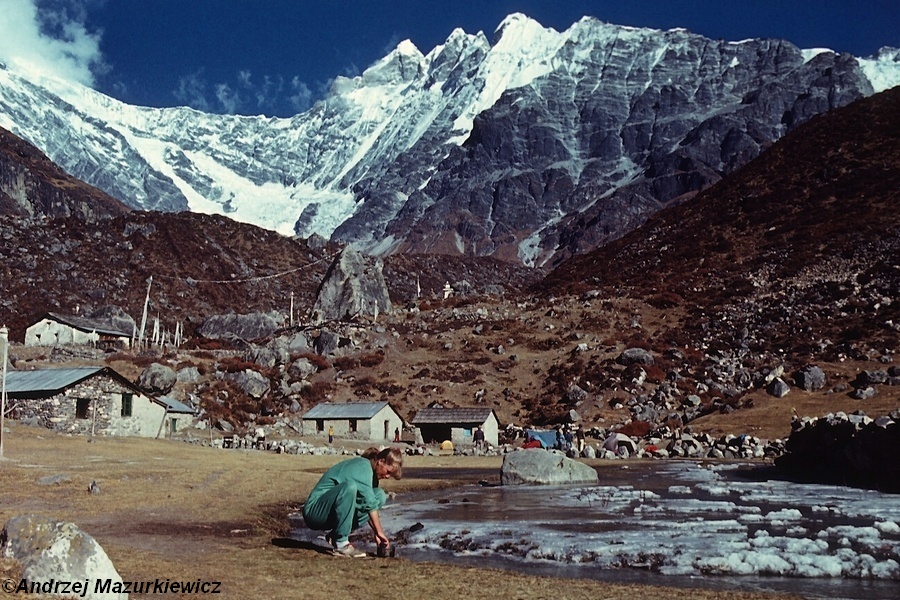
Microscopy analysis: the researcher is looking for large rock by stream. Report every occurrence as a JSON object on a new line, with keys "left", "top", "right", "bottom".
{"left": 775, "top": 411, "right": 900, "bottom": 493}
{"left": 500, "top": 448, "right": 599, "bottom": 485}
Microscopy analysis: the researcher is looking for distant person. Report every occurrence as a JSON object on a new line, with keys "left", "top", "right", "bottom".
{"left": 473, "top": 426, "right": 486, "bottom": 453}
{"left": 394, "top": 427, "right": 401, "bottom": 443}
{"left": 564, "top": 428, "right": 574, "bottom": 452}
{"left": 576, "top": 425, "right": 586, "bottom": 454}
{"left": 328, "top": 425, "right": 334, "bottom": 445}
{"left": 302, "top": 447, "right": 403, "bottom": 557}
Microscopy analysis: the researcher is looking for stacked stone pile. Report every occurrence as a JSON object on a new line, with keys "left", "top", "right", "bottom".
{"left": 501, "top": 423, "right": 784, "bottom": 461}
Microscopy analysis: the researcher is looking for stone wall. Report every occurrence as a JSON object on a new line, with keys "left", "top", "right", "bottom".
{"left": 12, "top": 374, "right": 170, "bottom": 437}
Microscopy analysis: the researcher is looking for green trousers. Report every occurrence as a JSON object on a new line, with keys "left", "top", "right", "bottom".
{"left": 302, "top": 480, "right": 371, "bottom": 543}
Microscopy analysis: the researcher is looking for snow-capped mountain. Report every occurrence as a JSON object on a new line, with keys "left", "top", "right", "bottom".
{"left": 1, "top": 14, "right": 897, "bottom": 267}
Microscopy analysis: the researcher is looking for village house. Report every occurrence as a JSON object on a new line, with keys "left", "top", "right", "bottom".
{"left": 5, "top": 366, "right": 194, "bottom": 437}
{"left": 300, "top": 401, "right": 403, "bottom": 442}
{"left": 25, "top": 312, "right": 132, "bottom": 349}
{"left": 411, "top": 407, "right": 500, "bottom": 447}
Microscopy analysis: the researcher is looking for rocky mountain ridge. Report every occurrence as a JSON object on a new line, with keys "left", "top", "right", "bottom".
{"left": 1, "top": 15, "right": 897, "bottom": 267}
{"left": 0, "top": 68, "right": 898, "bottom": 452}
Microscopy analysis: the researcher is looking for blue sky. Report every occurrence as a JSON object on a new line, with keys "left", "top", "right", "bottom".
{"left": 1, "top": 0, "right": 897, "bottom": 117}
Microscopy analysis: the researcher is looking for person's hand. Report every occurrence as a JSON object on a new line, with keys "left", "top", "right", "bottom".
{"left": 374, "top": 531, "right": 390, "bottom": 548}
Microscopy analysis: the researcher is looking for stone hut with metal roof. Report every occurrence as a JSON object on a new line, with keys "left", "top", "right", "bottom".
{"left": 5, "top": 366, "right": 194, "bottom": 437}
{"left": 300, "top": 401, "right": 403, "bottom": 442}
{"left": 25, "top": 312, "right": 132, "bottom": 349}
{"left": 411, "top": 407, "right": 499, "bottom": 447}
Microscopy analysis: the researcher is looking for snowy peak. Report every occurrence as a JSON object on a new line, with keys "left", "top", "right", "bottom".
{"left": 363, "top": 39, "right": 425, "bottom": 85}
{"left": 0, "top": 13, "right": 896, "bottom": 267}
{"left": 858, "top": 46, "right": 900, "bottom": 93}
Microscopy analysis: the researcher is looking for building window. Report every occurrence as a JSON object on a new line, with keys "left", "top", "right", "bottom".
{"left": 316, "top": 419, "right": 324, "bottom": 432}
{"left": 349, "top": 419, "right": 358, "bottom": 433}
{"left": 76, "top": 398, "right": 90, "bottom": 419}
{"left": 121, "top": 393, "right": 133, "bottom": 417}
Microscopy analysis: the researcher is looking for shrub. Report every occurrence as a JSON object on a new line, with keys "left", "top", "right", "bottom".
{"left": 217, "top": 357, "right": 261, "bottom": 373}
{"left": 358, "top": 352, "right": 385, "bottom": 368}
{"left": 300, "top": 381, "right": 335, "bottom": 404}
{"left": 295, "top": 353, "right": 331, "bottom": 371}
{"left": 332, "top": 356, "right": 359, "bottom": 371}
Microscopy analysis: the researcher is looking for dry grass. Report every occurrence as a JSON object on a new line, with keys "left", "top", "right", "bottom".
{"left": 0, "top": 423, "right": 800, "bottom": 600}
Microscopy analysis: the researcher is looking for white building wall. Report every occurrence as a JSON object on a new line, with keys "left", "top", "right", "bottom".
{"left": 106, "top": 392, "right": 174, "bottom": 437}
{"left": 371, "top": 405, "right": 403, "bottom": 442}
{"left": 450, "top": 414, "right": 500, "bottom": 447}
{"left": 301, "top": 406, "right": 403, "bottom": 441}
{"left": 25, "top": 319, "right": 129, "bottom": 347}
{"left": 482, "top": 413, "right": 500, "bottom": 447}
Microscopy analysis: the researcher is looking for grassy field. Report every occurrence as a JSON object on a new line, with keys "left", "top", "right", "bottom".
{"left": 0, "top": 422, "right": 801, "bottom": 600}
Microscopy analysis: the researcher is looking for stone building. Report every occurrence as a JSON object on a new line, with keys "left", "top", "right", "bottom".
{"left": 411, "top": 407, "right": 500, "bottom": 447}
{"left": 25, "top": 312, "right": 132, "bottom": 348}
{"left": 300, "top": 401, "right": 403, "bottom": 442}
{"left": 5, "top": 366, "right": 194, "bottom": 437}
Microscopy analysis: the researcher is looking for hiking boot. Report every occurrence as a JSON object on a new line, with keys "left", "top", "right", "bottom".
{"left": 332, "top": 543, "right": 368, "bottom": 558}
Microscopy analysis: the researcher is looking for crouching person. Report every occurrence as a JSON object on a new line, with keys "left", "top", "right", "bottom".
{"left": 302, "top": 447, "right": 403, "bottom": 557}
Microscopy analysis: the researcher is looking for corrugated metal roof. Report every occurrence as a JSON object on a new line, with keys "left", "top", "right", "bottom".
{"left": 302, "top": 401, "right": 391, "bottom": 420}
{"left": 3, "top": 367, "right": 105, "bottom": 394}
{"left": 156, "top": 396, "right": 196, "bottom": 414}
{"left": 411, "top": 407, "right": 495, "bottom": 425}
{"left": 45, "top": 312, "right": 132, "bottom": 337}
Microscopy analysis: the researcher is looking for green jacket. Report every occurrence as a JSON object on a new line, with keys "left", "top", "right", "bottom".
{"left": 307, "top": 456, "right": 387, "bottom": 513}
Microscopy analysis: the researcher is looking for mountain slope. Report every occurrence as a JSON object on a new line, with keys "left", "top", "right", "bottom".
{"left": 0, "top": 16, "right": 897, "bottom": 267}
{"left": 0, "top": 126, "right": 130, "bottom": 222}
{"left": 538, "top": 86, "right": 900, "bottom": 362}
{"left": 0, "top": 124, "right": 540, "bottom": 341}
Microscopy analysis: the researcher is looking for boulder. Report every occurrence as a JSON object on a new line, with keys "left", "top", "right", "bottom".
{"left": 176, "top": 366, "right": 201, "bottom": 382}
{"left": 85, "top": 305, "right": 136, "bottom": 336}
{"left": 500, "top": 449, "right": 598, "bottom": 485}
{"left": 794, "top": 365, "right": 826, "bottom": 391}
{"left": 228, "top": 369, "right": 270, "bottom": 399}
{"left": 197, "top": 311, "right": 283, "bottom": 341}
{"left": 137, "top": 363, "right": 176, "bottom": 394}
{"left": 310, "top": 247, "right": 393, "bottom": 323}
{"left": 288, "top": 357, "right": 318, "bottom": 380}
{"left": 1, "top": 515, "right": 126, "bottom": 599}
{"left": 314, "top": 330, "right": 348, "bottom": 356}
{"left": 767, "top": 377, "right": 791, "bottom": 398}
{"left": 616, "top": 347, "right": 655, "bottom": 366}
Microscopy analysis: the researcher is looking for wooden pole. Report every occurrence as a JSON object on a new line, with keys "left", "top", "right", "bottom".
{"left": 90, "top": 396, "right": 98, "bottom": 438}
{"left": 156, "top": 407, "right": 169, "bottom": 439}
{"left": 0, "top": 325, "right": 8, "bottom": 459}
{"left": 138, "top": 276, "right": 152, "bottom": 348}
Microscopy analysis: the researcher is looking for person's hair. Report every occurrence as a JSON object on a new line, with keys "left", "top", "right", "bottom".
{"left": 362, "top": 446, "right": 404, "bottom": 479}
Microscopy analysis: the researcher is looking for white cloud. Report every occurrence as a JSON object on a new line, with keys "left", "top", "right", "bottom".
{"left": 0, "top": 0, "right": 104, "bottom": 86}
{"left": 214, "top": 82, "right": 240, "bottom": 114}
{"left": 172, "top": 68, "right": 314, "bottom": 116}
{"left": 290, "top": 76, "right": 313, "bottom": 113}
{"left": 173, "top": 70, "right": 211, "bottom": 112}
